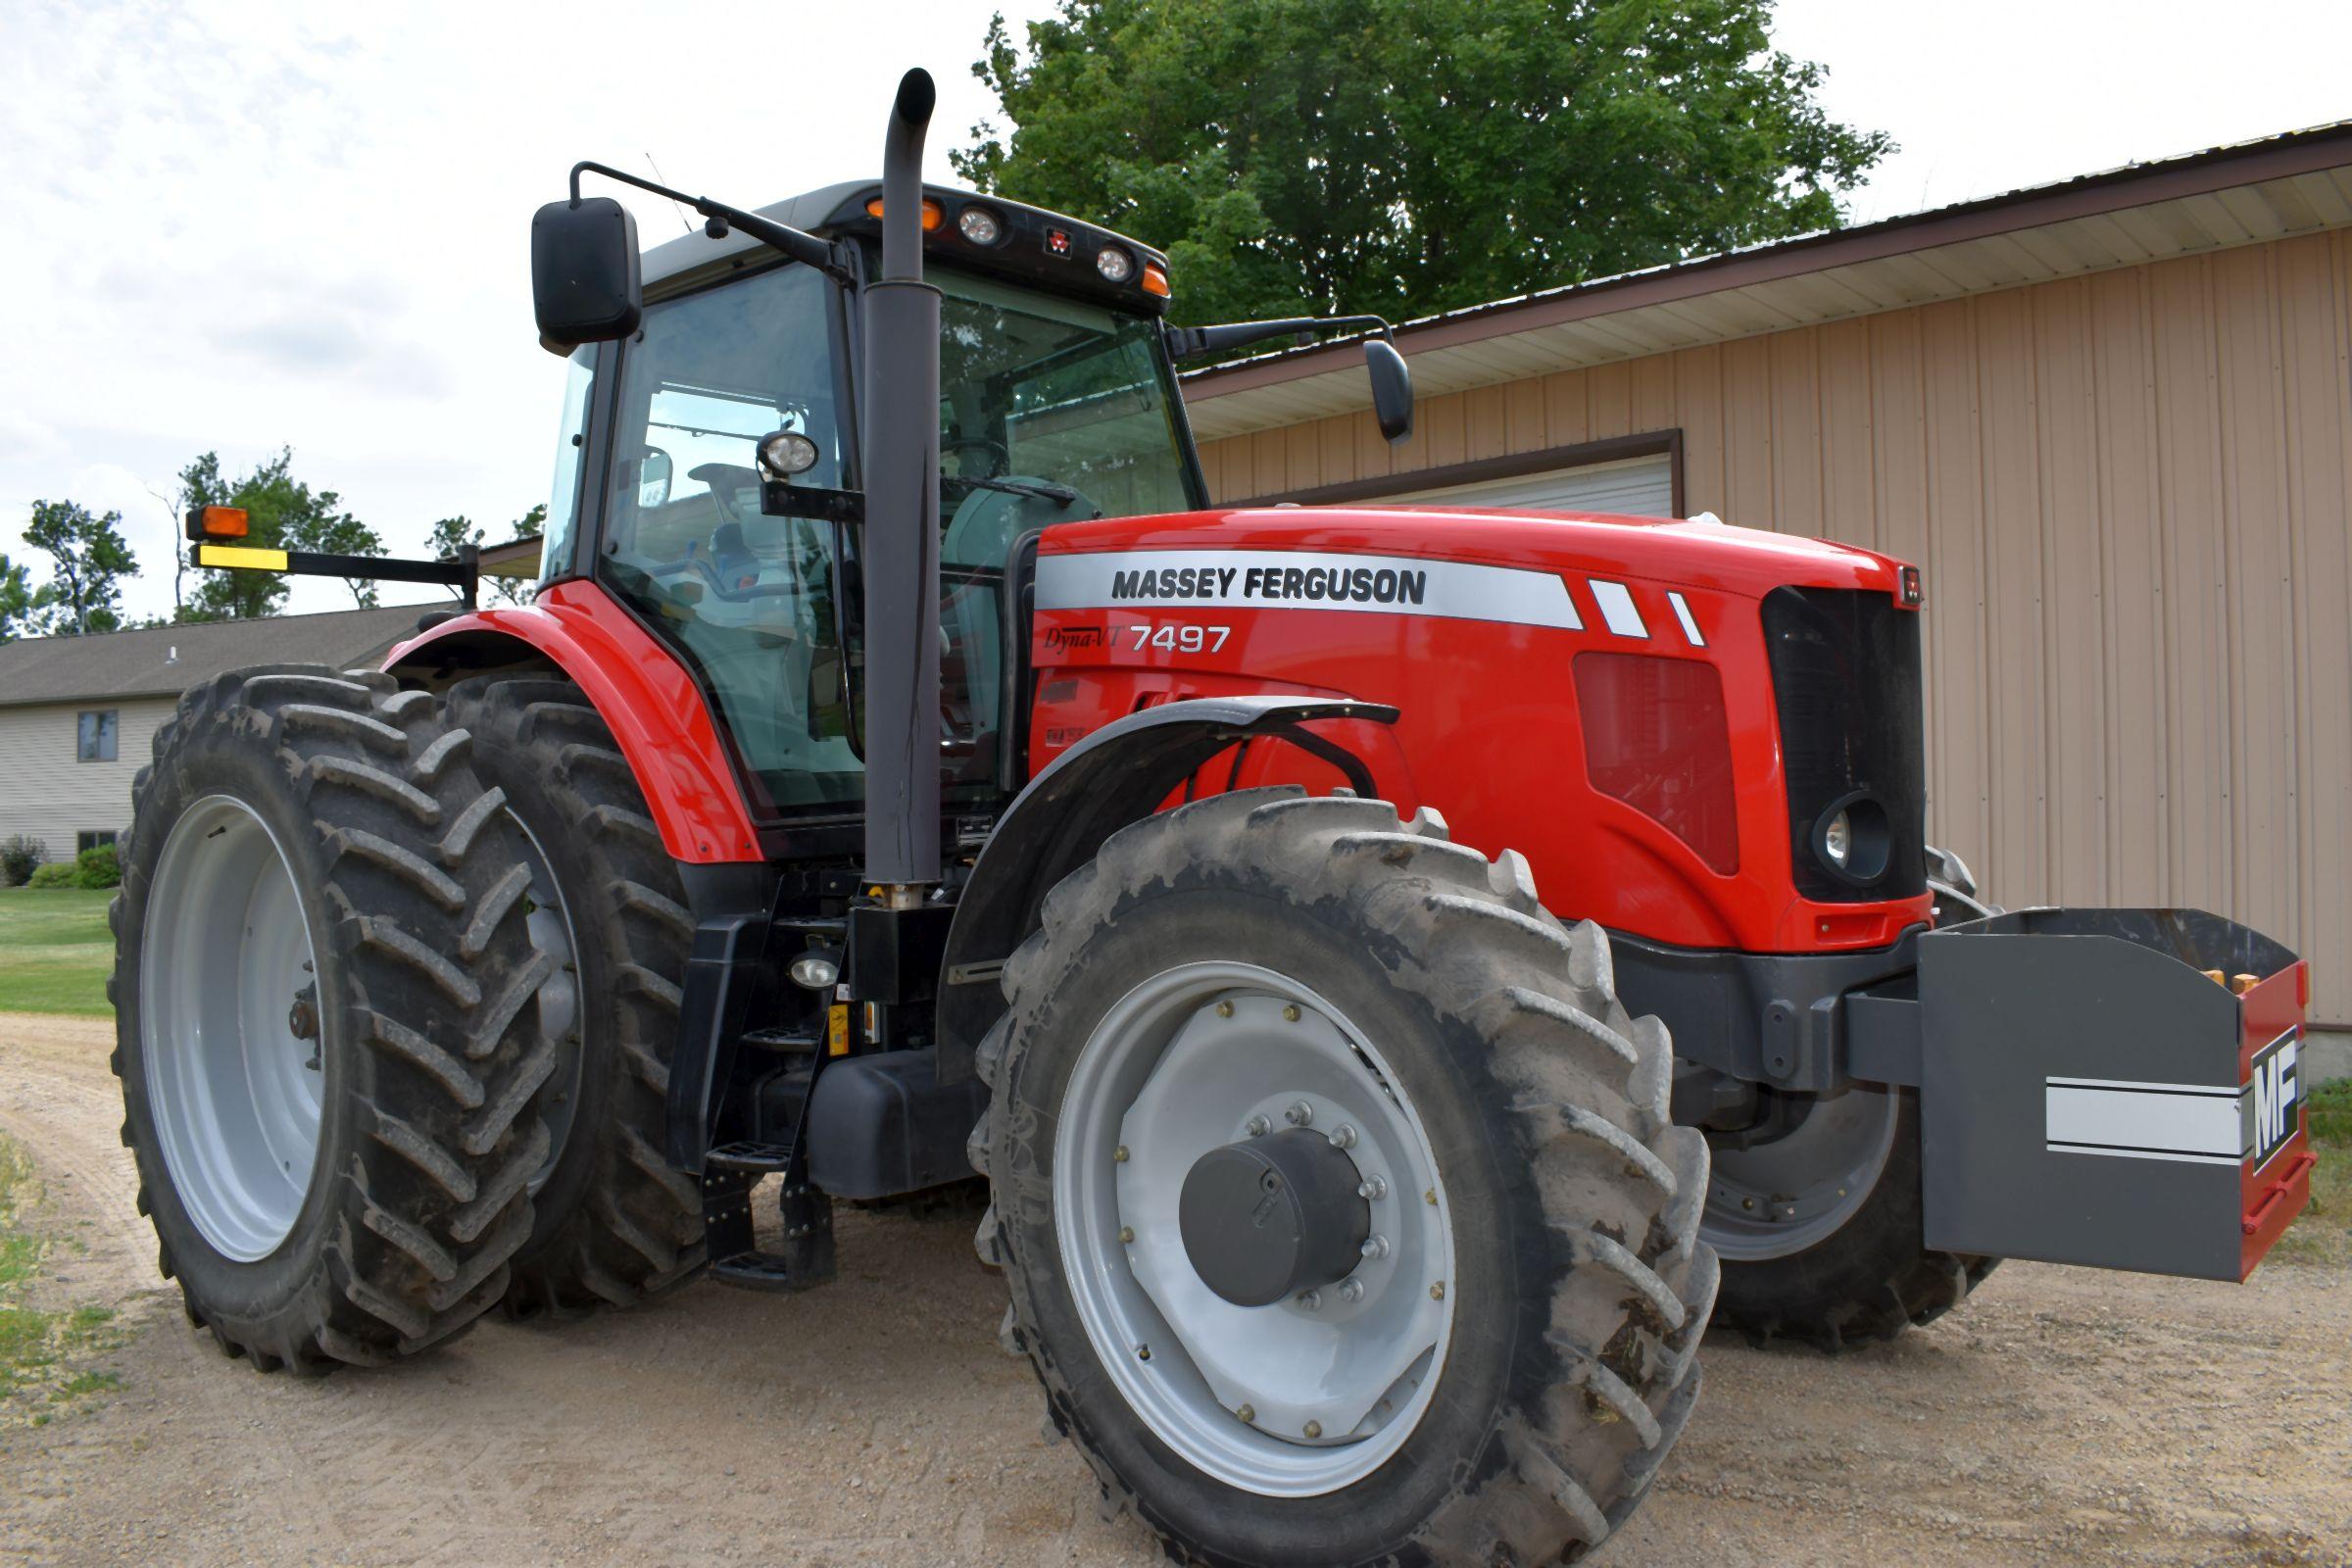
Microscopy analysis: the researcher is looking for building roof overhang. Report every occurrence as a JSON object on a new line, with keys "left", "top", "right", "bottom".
{"left": 1181, "top": 121, "right": 2352, "bottom": 442}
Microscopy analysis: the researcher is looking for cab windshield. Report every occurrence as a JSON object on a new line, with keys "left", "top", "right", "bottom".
{"left": 597, "top": 257, "right": 1196, "bottom": 818}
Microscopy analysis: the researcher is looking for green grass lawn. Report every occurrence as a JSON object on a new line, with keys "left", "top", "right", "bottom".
{"left": 2278, "top": 1078, "right": 2351, "bottom": 1265}
{"left": 0, "top": 888, "right": 116, "bottom": 1017}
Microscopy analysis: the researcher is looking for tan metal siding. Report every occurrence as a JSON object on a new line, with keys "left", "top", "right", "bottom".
{"left": 0, "top": 699, "right": 173, "bottom": 863}
{"left": 1196, "top": 230, "right": 2352, "bottom": 1023}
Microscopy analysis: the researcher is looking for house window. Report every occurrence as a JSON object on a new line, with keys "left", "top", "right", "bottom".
{"left": 76, "top": 830, "right": 117, "bottom": 854}
{"left": 76, "top": 710, "right": 118, "bottom": 762}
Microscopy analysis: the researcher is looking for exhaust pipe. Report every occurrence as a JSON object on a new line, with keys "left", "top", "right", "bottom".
{"left": 859, "top": 68, "right": 943, "bottom": 896}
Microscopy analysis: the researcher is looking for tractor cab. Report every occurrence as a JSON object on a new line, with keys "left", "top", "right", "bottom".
{"left": 539, "top": 180, "right": 1205, "bottom": 824}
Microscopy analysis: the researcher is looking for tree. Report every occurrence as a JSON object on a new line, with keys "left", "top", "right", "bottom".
{"left": 23, "top": 501, "right": 138, "bottom": 636}
{"left": 0, "top": 553, "right": 54, "bottom": 643}
{"left": 180, "top": 448, "right": 385, "bottom": 619}
{"left": 956, "top": 0, "right": 1893, "bottom": 325}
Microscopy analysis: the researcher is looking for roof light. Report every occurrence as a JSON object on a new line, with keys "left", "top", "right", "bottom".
{"left": 956, "top": 205, "right": 1004, "bottom": 246}
{"left": 1095, "top": 245, "right": 1134, "bottom": 283}
{"left": 183, "top": 505, "right": 249, "bottom": 542}
{"left": 865, "top": 195, "right": 944, "bottom": 231}
{"left": 1141, "top": 262, "right": 1170, "bottom": 297}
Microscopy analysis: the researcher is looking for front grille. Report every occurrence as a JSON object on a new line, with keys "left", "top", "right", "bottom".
{"left": 1761, "top": 586, "right": 1927, "bottom": 903}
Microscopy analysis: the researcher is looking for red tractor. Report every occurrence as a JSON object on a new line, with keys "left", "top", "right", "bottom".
{"left": 118, "top": 71, "right": 2314, "bottom": 1566}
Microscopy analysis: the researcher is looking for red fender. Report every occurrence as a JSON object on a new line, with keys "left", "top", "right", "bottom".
{"left": 382, "top": 579, "right": 763, "bottom": 863}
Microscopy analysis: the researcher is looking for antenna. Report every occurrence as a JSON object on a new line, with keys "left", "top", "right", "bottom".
{"left": 643, "top": 152, "right": 695, "bottom": 236}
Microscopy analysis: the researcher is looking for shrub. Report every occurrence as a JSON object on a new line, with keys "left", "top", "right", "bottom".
{"left": 0, "top": 835, "right": 38, "bottom": 887}
{"left": 74, "top": 844, "right": 121, "bottom": 890}
{"left": 24, "top": 862, "right": 77, "bottom": 889}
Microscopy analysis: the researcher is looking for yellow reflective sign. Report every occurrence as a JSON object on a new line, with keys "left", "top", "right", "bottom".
{"left": 196, "top": 545, "right": 290, "bottom": 571}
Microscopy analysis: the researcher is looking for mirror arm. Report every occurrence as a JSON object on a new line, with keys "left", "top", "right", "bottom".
{"left": 1163, "top": 314, "right": 1396, "bottom": 362}
{"left": 567, "top": 162, "right": 858, "bottom": 286}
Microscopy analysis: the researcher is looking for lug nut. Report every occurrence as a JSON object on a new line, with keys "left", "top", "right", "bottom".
{"left": 1282, "top": 1004, "right": 1301, "bottom": 1022}
{"left": 1236, "top": 1403, "right": 1255, "bottom": 1423}
{"left": 1298, "top": 1289, "right": 1322, "bottom": 1310}
{"left": 1285, "top": 1102, "right": 1314, "bottom": 1127}
{"left": 1431, "top": 1282, "right": 1446, "bottom": 1300}
{"left": 1215, "top": 1000, "right": 1234, "bottom": 1017}
{"left": 1245, "top": 1114, "right": 1271, "bottom": 1137}
{"left": 1424, "top": 1188, "right": 1437, "bottom": 1205}
{"left": 1338, "top": 1278, "right": 1365, "bottom": 1303}
{"left": 1303, "top": 1420, "right": 1322, "bottom": 1439}
{"left": 1114, "top": 1146, "right": 1130, "bottom": 1163}
{"left": 1357, "top": 1175, "right": 1388, "bottom": 1200}
{"left": 1328, "top": 1124, "right": 1357, "bottom": 1150}
{"left": 1118, "top": 1226, "right": 1134, "bottom": 1244}
{"left": 1360, "top": 1235, "right": 1390, "bottom": 1262}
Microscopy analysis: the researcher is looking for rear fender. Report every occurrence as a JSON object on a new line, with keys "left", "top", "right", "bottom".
{"left": 934, "top": 695, "right": 1399, "bottom": 1084}
{"left": 382, "top": 580, "right": 764, "bottom": 863}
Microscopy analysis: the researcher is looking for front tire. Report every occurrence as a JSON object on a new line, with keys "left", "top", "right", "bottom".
{"left": 976, "top": 789, "right": 1715, "bottom": 1566}
{"left": 112, "top": 666, "right": 551, "bottom": 1370}
{"left": 1700, "top": 871, "right": 2001, "bottom": 1349}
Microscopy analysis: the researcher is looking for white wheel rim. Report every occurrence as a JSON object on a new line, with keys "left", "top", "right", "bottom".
{"left": 1054, "top": 961, "right": 1455, "bottom": 1497}
{"left": 1701, "top": 1083, "right": 1900, "bottom": 1260}
{"left": 140, "top": 795, "right": 325, "bottom": 1262}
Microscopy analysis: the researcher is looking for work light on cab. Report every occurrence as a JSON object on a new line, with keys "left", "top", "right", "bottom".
{"left": 956, "top": 204, "right": 1003, "bottom": 246}
{"left": 1095, "top": 244, "right": 1134, "bottom": 283}
{"left": 759, "top": 429, "right": 820, "bottom": 478}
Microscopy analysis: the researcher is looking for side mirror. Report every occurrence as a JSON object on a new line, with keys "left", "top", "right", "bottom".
{"left": 1365, "top": 338, "right": 1414, "bottom": 444}
{"left": 637, "top": 447, "right": 672, "bottom": 509}
{"left": 531, "top": 196, "right": 642, "bottom": 354}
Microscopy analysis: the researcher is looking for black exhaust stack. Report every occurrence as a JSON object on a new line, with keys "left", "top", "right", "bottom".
{"left": 859, "top": 69, "right": 944, "bottom": 898}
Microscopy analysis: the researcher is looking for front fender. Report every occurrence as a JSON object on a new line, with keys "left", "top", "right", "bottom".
{"left": 383, "top": 579, "right": 764, "bottom": 863}
{"left": 934, "top": 694, "right": 1398, "bottom": 1083}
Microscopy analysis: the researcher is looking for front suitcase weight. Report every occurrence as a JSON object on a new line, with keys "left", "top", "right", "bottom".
{"left": 1918, "top": 907, "right": 2313, "bottom": 1281}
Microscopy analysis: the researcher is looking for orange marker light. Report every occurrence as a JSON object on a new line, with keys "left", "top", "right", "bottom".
{"left": 1141, "top": 263, "right": 1171, "bottom": 298}
{"left": 184, "top": 505, "right": 249, "bottom": 541}
{"left": 865, "top": 196, "right": 944, "bottom": 232}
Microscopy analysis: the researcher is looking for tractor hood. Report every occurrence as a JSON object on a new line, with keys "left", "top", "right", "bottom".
{"left": 1038, "top": 505, "right": 1912, "bottom": 607}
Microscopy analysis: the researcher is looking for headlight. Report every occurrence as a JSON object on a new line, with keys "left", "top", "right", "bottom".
{"left": 1095, "top": 245, "right": 1134, "bottom": 283}
{"left": 788, "top": 950, "right": 840, "bottom": 991}
{"left": 1822, "top": 808, "right": 1851, "bottom": 869}
{"left": 1812, "top": 793, "right": 1890, "bottom": 885}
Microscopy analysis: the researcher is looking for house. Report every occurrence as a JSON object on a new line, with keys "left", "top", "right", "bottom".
{"left": 0, "top": 605, "right": 428, "bottom": 865}
{"left": 1179, "top": 123, "right": 2352, "bottom": 1030}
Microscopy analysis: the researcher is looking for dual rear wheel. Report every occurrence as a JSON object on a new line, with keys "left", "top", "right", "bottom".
{"left": 113, "top": 666, "right": 698, "bottom": 1368}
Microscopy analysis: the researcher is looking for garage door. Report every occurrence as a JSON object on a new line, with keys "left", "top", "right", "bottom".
{"left": 1380, "top": 451, "right": 1676, "bottom": 516}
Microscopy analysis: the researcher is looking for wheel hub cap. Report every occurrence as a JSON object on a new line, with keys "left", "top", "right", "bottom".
{"left": 1178, "top": 1129, "right": 1370, "bottom": 1307}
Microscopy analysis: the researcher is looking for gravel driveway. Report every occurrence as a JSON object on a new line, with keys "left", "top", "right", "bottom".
{"left": 2, "top": 1011, "right": 2344, "bottom": 1568}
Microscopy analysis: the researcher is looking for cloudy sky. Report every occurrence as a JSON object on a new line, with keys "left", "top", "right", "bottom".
{"left": 5, "top": 0, "right": 2350, "bottom": 622}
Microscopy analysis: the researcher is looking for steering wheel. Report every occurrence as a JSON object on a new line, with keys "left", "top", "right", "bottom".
{"left": 942, "top": 436, "right": 1011, "bottom": 481}
{"left": 688, "top": 462, "right": 763, "bottom": 525}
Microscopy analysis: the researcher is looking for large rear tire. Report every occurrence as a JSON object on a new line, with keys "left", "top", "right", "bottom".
{"left": 1700, "top": 872, "right": 2000, "bottom": 1349}
{"left": 975, "top": 789, "right": 1715, "bottom": 1566}
{"left": 111, "top": 666, "right": 551, "bottom": 1370}
{"left": 446, "top": 674, "right": 704, "bottom": 1317}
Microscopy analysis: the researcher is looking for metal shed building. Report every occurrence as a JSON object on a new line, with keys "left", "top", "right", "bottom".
{"left": 1181, "top": 124, "right": 2352, "bottom": 1027}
